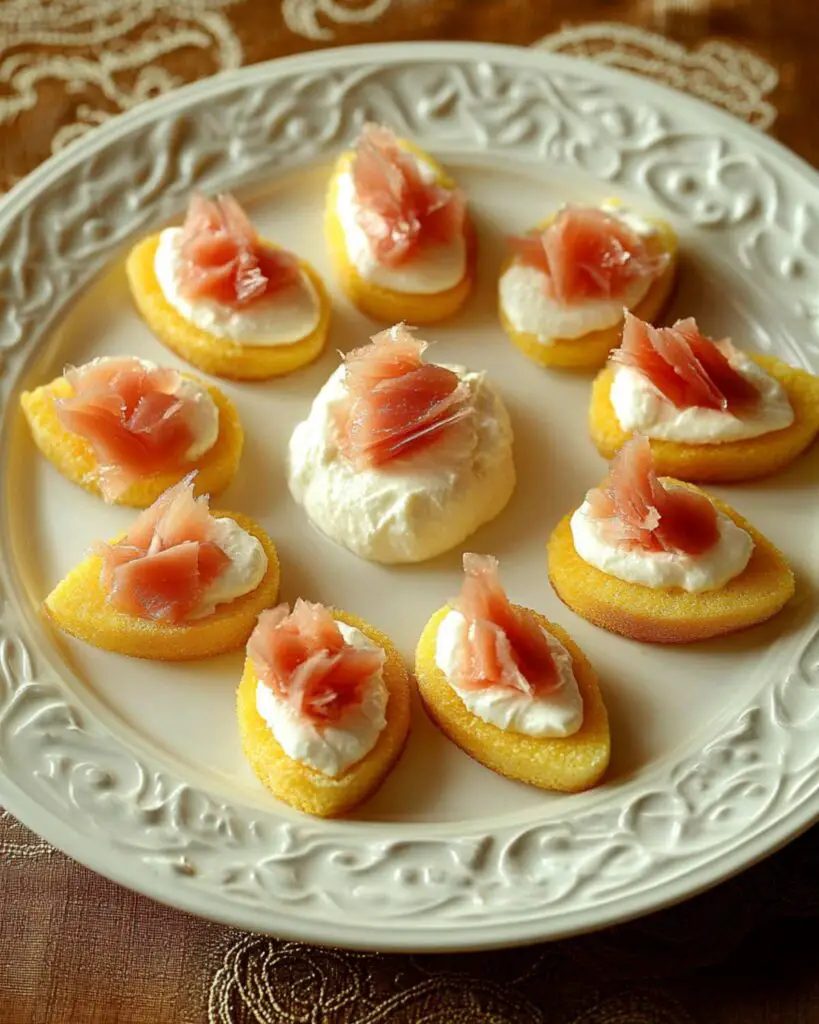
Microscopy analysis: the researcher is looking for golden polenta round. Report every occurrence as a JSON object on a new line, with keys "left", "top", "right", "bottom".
{"left": 237, "top": 611, "right": 411, "bottom": 818}
{"left": 325, "top": 144, "right": 475, "bottom": 325}
{"left": 126, "top": 235, "right": 331, "bottom": 380}
{"left": 589, "top": 355, "right": 819, "bottom": 482}
{"left": 20, "top": 373, "right": 243, "bottom": 508}
{"left": 415, "top": 606, "right": 610, "bottom": 793}
{"left": 547, "top": 486, "right": 794, "bottom": 644}
{"left": 499, "top": 214, "right": 678, "bottom": 371}
{"left": 45, "top": 512, "right": 280, "bottom": 660}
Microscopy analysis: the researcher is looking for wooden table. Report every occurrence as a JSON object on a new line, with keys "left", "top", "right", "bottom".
{"left": 2, "top": 3, "right": 817, "bottom": 1021}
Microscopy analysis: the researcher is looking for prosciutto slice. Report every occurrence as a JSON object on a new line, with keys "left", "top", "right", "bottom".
{"left": 351, "top": 123, "right": 466, "bottom": 266}
{"left": 586, "top": 436, "right": 720, "bottom": 555}
{"left": 177, "top": 193, "right": 301, "bottom": 305}
{"left": 247, "top": 600, "right": 385, "bottom": 725}
{"left": 510, "top": 205, "right": 667, "bottom": 305}
{"left": 93, "top": 474, "right": 230, "bottom": 623}
{"left": 340, "top": 323, "right": 472, "bottom": 469}
{"left": 451, "top": 553, "right": 559, "bottom": 694}
{"left": 56, "top": 357, "right": 213, "bottom": 502}
{"left": 611, "top": 312, "right": 760, "bottom": 414}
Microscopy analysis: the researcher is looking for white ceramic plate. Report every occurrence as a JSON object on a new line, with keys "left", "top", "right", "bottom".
{"left": 1, "top": 42, "right": 818, "bottom": 952}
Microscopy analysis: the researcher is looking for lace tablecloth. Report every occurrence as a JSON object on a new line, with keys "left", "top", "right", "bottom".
{"left": 2, "top": 3, "right": 818, "bottom": 1022}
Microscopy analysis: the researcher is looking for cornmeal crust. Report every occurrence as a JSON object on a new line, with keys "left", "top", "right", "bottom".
{"left": 126, "top": 235, "right": 331, "bottom": 380}
{"left": 45, "top": 512, "right": 280, "bottom": 660}
{"left": 589, "top": 356, "right": 819, "bottom": 482}
{"left": 499, "top": 215, "right": 678, "bottom": 371}
{"left": 547, "top": 486, "right": 794, "bottom": 643}
{"left": 236, "top": 611, "right": 411, "bottom": 817}
{"left": 20, "top": 374, "right": 243, "bottom": 508}
{"left": 415, "top": 606, "right": 610, "bottom": 793}
{"left": 325, "top": 142, "right": 475, "bottom": 324}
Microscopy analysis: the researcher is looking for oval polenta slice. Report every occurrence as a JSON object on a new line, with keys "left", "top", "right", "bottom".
{"left": 548, "top": 439, "right": 794, "bottom": 644}
{"left": 416, "top": 608, "right": 609, "bottom": 793}
{"left": 126, "top": 193, "right": 331, "bottom": 381}
{"left": 237, "top": 605, "right": 411, "bottom": 818}
{"left": 415, "top": 554, "right": 610, "bottom": 794}
{"left": 589, "top": 354, "right": 819, "bottom": 483}
{"left": 499, "top": 202, "right": 678, "bottom": 371}
{"left": 20, "top": 360, "right": 243, "bottom": 508}
{"left": 325, "top": 124, "right": 475, "bottom": 324}
{"left": 45, "top": 479, "right": 280, "bottom": 660}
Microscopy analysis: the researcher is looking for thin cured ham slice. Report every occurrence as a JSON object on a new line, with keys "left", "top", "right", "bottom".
{"left": 340, "top": 323, "right": 472, "bottom": 469}
{"left": 248, "top": 600, "right": 385, "bottom": 725}
{"left": 56, "top": 357, "right": 213, "bottom": 501}
{"left": 451, "top": 553, "right": 559, "bottom": 694}
{"left": 93, "top": 474, "right": 230, "bottom": 623}
{"left": 586, "top": 437, "right": 720, "bottom": 555}
{"left": 351, "top": 123, "right": 466, "bottom": 267}
{"left": 611, "top": 312, "right": 760, "bottom": 414}
{"left": 177, "top": 193, "right": 301, "bottom": 306}
{"left": 510, "top": 205, "right": 668, "bottom": 305}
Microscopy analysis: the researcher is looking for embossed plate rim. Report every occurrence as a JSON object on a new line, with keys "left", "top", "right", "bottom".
{"left": 1, "top": 42, "right": 819, "bottom": 950}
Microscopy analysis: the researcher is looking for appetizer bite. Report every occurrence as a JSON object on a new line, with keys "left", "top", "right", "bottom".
{"left": 415, "top": 554, "right": 610, "bottom": 792}
{"left": 126, "top": 193, "right": 331, "bottom": 380}
{"left": 237, "top": 600, "right": 411, "bottom": 817}
{"left": 20, "top": 355, "right": 242, "bottom": 506}
{"left": 325, "top": 123, "right": 474, "bottom": 323}
{"left": 548, "top": 437, "right": 794, "bottom": 643}
{"left": 499, "top": 200, "right": 677, "bottom": 370}
{"left": 589, "top": 312, "right": 819, "bottom": 482}
{"left": 288, "top": 323, "right": 515, "bottom": 563}
{"left": 45, "top": 475, "right": 280, "bottom": 659}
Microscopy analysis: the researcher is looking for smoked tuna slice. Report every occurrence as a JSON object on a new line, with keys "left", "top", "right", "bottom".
{"left": 611, "top": 312, "right": 760, "bottom": 414}
{"left": 177, "top": 193, "right": 301, "bottom": 305}
{"left": 510, "top": 205, "right": 667, "bottom": 305}
{"left": 585, "top": 437, "right": 720, "bottom": 555}
{"left": 451, "top": 553, "right": 559, "bottom": 694}
{"left": 56, "top": 357, "right": 209, "bottom": 502}
{"left": 340, "top": 323, "right": 472, "bottom": 469}
{"left": 351, "top": 123, "right": 465, "bottom": 267}
{"left": 248, "top": 600, "right": 385, "bottom": 725}
{"left": 93, "top": 474, "right": 230, "bottom": 623}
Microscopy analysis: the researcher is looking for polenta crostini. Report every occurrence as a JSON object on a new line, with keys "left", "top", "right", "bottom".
{"left": 45, "top": 474, "right": 280, "bottom": 659}
{"left": 20, "top": 355, "right": 243, "bottom": 507}
{"left": 127, "top": 193, "right": 331, "bottom": 380}
{"left": 589, "top": 311, "right": 819, "bottom": 482}
{"left": 237, "top": 600, "right": 411, "bottom": 817}
{"left": 415, "top": 553, "right": 610, "bottom": 793}
{"left": 499, "top": 200, "right": 677, "bottom": 370}
{"left": 325, "top": 123, "right": 475, "bottom": 324}
{"left": 548, "top": 437, "right": 794, "bottom": 643}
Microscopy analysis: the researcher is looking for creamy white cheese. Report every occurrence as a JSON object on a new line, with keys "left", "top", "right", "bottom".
{"left": 78, "top": 356, "right": 219, "bottom": 462}
{"left": 570, "top": 496, "right": 753, "bottom": 592}
{"left": 335, "top": 154, "right": 466, "bottom": 294}
{"left": 194, "top": 517, "right": 268, "bottom": 617}
{"left": 435, "top": 610, "right": 583, "bottom": 737}
{"left": 287, "top": 364, "right": 516, "bottom": 564}
{"left": 154, "top": 227, "right": 320, "bottom": 346}
{"left": 254, "top": 622, "right": 388, "bottom": 777}
{"left": 498, "top": 201, "right": 658, "bottom": 343}
{"left": 610, "top": 349, "right": 795, "bottom": 444}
